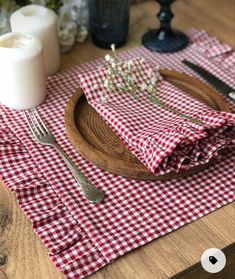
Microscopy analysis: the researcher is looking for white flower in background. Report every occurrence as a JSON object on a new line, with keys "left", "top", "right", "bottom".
{"left": 62, "top": 0, "right": 81, "bottom": 6}
{"left": 73, "top": 0, "right": 89, "bottom": 27}
{"left": 0, "top": 0, "right": 88, "bottom": 52}
{"left": 76, "top": 26, "right": 88, "bottom": 42}
{"left": 61, "top": 0, "right": 89, "bottom": 27}
{"left": 59, "top": 22, "right": 77, "bottom": 45}
{"left": 58, "top": 5, "right": 77, "bottom": 51}
{"left": 59, "top": 4, "right": 77, "bottom": 22}
{"left": 0, "top": 0, "right": 18, "bottom": 35}
{"left": 1, "top": 0, "right": 18, "bottom": 14}
{"left": 0, "top": 16, "right": 10, "bottom": 35}
{"left": 59, "top": 21, "right": 77, "bottom": 52}
{"left": 58, "top": 1, "right": 88, "bottom": 51}
{"left": 30, "top": 0, "right": 49, "bottom": 6}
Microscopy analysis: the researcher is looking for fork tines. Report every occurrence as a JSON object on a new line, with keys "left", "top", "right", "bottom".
{"left": 24, "top": 109, "right": 50, "bottom": 138}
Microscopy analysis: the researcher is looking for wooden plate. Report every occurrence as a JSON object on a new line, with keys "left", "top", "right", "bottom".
{"left": 65, "top": 69, "right": 230, "bottom": 180}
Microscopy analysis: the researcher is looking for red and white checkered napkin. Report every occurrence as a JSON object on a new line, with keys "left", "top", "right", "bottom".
{"left": 1, "top": 29, "right": 235, "bottom": 279}
{"left": 79, "top": 59, "right": 235, "bottom": 174}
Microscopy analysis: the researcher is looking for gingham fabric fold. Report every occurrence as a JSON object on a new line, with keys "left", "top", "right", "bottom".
{"left": 1, "top": 29, "right": 235, "bottom": 279}
{"left": 79, "top": 59, "right": 235, "bottom": 174}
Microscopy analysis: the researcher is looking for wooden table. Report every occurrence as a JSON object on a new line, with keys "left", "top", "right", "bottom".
{"left": 1, "top": 1, "right": 235, "bottom": 278}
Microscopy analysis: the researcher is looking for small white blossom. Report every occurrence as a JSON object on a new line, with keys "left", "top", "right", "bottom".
{"left": 148, "top": 85, "right": 154, "bottom": 92}
{"left": 126, "top": 60, "right": 134, "bottom": 71}
{"left": 101, "top": 94, "right": 109, "bottom": 102}
{"left": 104, "top": 79, "right": 109, "bottom": 88}
{"left": 93, "top": 84, "right": 99, "bottom": 89}
{"left": 111, "top": 62, "right": 116, "bottom": 68}
{"left": 127, "top": 60, "right": 133, "bottom": 67}
{"left": 76, "top": 26, "right": 88, "bottom": 42}
{"left": 100, "top": 91, "right": 109, "bottom": 102}
{"left": 147, "top": 69, "right": 153, "bottom": 78}
{"left": 0, "top": 16, "right": 10, "bottom": 35}
{"left": 111, "top": 44, "right": 116, "bottom": 52}
{"left": 127, "top": 76, "right": 134, "bottom": 82}
{"left": 59, "top": 4, "right": 77, "bottom": 23}
{"left": 0, "top": 0, "right": 19, "bottom": 35}
{"left": 127, "top": 83, "right": 134, "bottom": 90}
{"left": 58, "top": 4, "right": 78, "bottom": 50}
{"left": 1, "top": 0, "right": 19, "bottom": 14}
{"left": 62, "top": 0, "right": 80, "bottom": 5}
{"left": 155, "top": 64, "right": 160, "bottom": 71}
{"left": 141, "top": 83, "right": 147, "bottom": 90}
{"left": 107, "top": 68, "right": 113, "bottom": 75}
{"left": 105, "top": 54, "right": 111, "bottom": 62}
{"left": 151, "top": 76, "right": 157, "bottom": 85}
{"left": 30, "top": 0, "right": 49, "bottom": 6}
{"left": 59, "top": 22, "right": 77, "bottom": 43}
{"left": 117, "top": 83, "right": 124, "bottom": 88}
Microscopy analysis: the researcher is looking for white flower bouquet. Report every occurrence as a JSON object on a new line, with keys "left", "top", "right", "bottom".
{"left": 0, "top": 0, "right": 89, "bottom": 52}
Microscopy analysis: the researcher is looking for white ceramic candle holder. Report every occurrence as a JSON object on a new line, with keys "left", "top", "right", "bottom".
{"left": 10, "top": 4, "right": 61, "bottom": 76}
{"left": 0, "top": 32, "right": 46, "bottom": 110}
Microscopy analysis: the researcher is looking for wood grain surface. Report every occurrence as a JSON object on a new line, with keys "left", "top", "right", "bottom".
{"left": 64, "top": 69, "right": 230, "bottom": 180}
{"left": 1, "top": 1, "right": 235, "bottom": 279}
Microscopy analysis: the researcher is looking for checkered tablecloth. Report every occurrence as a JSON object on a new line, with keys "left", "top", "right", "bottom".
{"left": 0, "top": 29, "right": 235, "bottom": 279}
{"left": 79, "top": 58, "right": 235, "bottom": 174}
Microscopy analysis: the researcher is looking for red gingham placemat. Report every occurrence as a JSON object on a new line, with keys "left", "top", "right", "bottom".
{"left": 1, "top": 29, "right": 235, "bottom": 279}
{"left": 79, "top": 58, "right": 235, "bottom": 174}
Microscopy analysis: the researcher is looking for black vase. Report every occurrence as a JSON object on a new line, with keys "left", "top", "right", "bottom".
{"left": 88, "top": 0, "right": 131, "bottom": 49}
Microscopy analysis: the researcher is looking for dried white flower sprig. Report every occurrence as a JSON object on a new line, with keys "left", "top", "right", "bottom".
{"left": 98, "top": 44, "right": 202, "bottom": 124}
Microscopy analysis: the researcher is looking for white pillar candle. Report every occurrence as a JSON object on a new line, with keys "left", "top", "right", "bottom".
{"left": 10, "top": 4, "right": 60, "bottom": 76}
{"left": 0, "top": 32, "right": 46, "bottom": 110}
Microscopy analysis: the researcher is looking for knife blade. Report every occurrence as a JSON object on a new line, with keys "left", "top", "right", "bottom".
{"left": 182, "top": 59, "right": 235, "bottom": 101}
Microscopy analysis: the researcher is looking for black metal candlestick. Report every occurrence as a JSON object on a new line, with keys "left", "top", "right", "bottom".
{"left": 142, "top": 0, "right": 188, "bottom": 52}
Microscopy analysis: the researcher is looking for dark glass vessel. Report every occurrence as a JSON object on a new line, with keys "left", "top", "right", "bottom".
{"left": 142, "top": 0, "right": 188, "bottom": 52}
{"left": 88, "top": 0, "right": 131, "bottom": 49}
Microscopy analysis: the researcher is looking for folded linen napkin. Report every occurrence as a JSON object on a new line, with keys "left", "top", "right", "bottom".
{"left": 79, "top": 58, "right": 235, "bottom": 175}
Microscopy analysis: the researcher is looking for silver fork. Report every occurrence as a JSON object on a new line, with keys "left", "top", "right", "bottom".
{"left": 24, "top": 109, "right": 105, "bottom": 204}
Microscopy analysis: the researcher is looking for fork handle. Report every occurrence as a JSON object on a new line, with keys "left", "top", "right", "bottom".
{"left": 52, "top": 143, "right": 105, "bottom": 203}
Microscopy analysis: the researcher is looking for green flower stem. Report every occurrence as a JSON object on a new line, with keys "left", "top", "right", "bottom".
{"left": 150, "top": 97, "right": 203, "bottom": 124}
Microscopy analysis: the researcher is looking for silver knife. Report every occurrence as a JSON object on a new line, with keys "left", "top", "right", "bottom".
{"left": 182, "top": 59, "right": 235, "bottom": 101}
